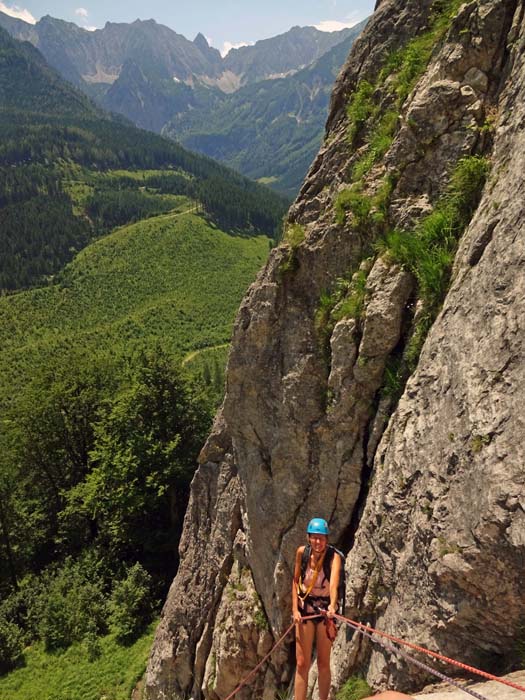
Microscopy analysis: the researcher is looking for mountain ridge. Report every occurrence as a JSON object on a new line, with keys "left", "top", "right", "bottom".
{"left": 167, "top": 21, "right": 367, "bottom": 197}
{"left": 0, "top": 10, "right": 367, "bottom": 196}
{"left": 0, "top": 11, "right": 358, "bottom": 89}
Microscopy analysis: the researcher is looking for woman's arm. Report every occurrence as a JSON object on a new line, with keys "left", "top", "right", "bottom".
{"left": 327, "top": 551, "right": 342, "bottom": 617}
{"left": 292, "top": 545, "right": 305, "bottom": 623}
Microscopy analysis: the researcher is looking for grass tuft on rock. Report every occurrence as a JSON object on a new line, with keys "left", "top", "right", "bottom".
{"left": 315, "top": 266, "right": 371, "bottom": 361}
{"left": 280, "top": 223, "right": 306, "bottom": 276}
{"left": 344, "top": 0, "right": 465, "bottom": 182}
{"left": 377, "top": 155, "right": 490, "bottom": 369}
{"left": 336, "top": 175, "right": 394, "bottom": 232}
{"left": 336, "top": 676, "right": 373, "bottom": 700}
{"left": 346, "top": 80, "right": 377, "bottom": 145}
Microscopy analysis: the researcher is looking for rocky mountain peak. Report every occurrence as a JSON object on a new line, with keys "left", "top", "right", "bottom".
{"left": 194, "top": 31, "right": 209, "bottom": 49}
{"left": 193, "top": 31, "right": 222, "bottom": 64}
{"left": 143, "top": 0, "right": 525, "bottom": 698}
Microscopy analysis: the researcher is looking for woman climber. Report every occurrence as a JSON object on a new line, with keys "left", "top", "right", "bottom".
{"left": 292, "top": 517, "right": 342, "bottom": 700}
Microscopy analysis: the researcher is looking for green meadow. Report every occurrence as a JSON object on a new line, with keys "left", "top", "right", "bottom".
{"left": 0, "top": 624, "right": 156, "bottom": 700}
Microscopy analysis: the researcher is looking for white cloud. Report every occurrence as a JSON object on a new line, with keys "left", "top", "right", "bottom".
{"left": 0, "top": 1, "right": 36, "bottom": 23}
{"left": 314, "top": 19, "right": 358, "bottom": 32}
{"left": 74, "top": 7, "right": 97, "bottom": 30}
{"left": 221, "top": 40, "right": 253, "bottom": 57}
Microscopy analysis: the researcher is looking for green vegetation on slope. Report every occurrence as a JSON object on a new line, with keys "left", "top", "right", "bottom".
{"left": 324, "top": 0, "right": 486, "bottom": 407}
{"left": 0, "top": 350, "right": 211, "bottom": 669}
{"left": 0, "top": 212, "right": 269, "bottom": 386}
{"left": 377, "top": 155, "right": 490, "bottom": 370}
{"left": 342, "top": 0, "right": 465, "bottom": 188}
{"left": 0, "top": 26, "right": 280, "bottom": 681}
{"left": 0, "top": 209, "right": 270, "bottom": 674}
{"left": 183, "top": 344, "right": 230, "bottom": 409}
{"left": 0, "top": 129, "right": 287, "bottom": 290}
{"left": 0, "top": 622, "right": 156, "bottom": 700}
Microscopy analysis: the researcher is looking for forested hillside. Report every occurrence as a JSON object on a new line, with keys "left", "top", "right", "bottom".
{"left": 0, "top": 26, "right": 285, "bottom": 689}
{"left": 0, "top": 26, "right": 287, "bottom": 290}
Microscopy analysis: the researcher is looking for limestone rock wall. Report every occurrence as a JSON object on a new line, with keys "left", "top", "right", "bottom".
{"left": 332, "top": 3, "right": 525, "bottom": 690}
{"left": 145, "top": 1, "right": 525, "bottom": 698}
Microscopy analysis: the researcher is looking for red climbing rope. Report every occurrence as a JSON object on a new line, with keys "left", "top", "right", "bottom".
{"left": 221, "top": 625, "right": 294, "bottom": 700}
{"left": 222, "top": 614, "right": 325, "bottom": 700}
{"left": 339, "top": 614, "right": 490, "bottom": 700}
{"left": 334, "top": 613, "right": 525, "bottom": 694}
{"left": 220, "top": 611, "right": 525, "bottom": 699}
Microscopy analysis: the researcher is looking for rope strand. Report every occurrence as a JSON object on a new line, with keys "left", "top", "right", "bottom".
{"left": 339, "top": 616, "right": 490, "bottom": 700}
{"left": 335, "top": 614, "right": 525, "bottom": 694}
{"left": 222, "top": 615, "right": 321, "bottom": 700}
{"left": 219, "top": 610, "right": 525, "bottom": 699}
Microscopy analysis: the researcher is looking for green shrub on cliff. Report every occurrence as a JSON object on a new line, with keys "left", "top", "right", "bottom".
{"left": 346, "top": 80, "right": 376, "bottom": 145}
{"left": 378, "top": 155, "right": 490, "bottom": 369}
{"left": 336, "top": 676, "right": 372, "bottom": 700}
{"left": 345, "top": 0, "right": 465, "bottom": 179}
{"left": 336, "top": 176, "right": 394, "bottom": 232}
{"left": 378, "top": 155, "right": 489, "bottom": 311}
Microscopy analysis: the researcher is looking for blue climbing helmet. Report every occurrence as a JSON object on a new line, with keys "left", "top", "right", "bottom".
{"left": 306, "top": 517, "right": 329, "bottom": 535}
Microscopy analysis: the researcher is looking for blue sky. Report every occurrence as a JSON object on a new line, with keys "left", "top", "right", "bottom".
{"left": 0, "top": 0, "right": 375, "bottom": 54}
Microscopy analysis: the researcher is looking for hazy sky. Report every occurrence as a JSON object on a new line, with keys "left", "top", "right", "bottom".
{"left": 0, "top": 0, "right": 376, "bottom": 54}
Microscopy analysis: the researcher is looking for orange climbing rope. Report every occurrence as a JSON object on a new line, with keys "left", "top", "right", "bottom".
{"left": 222, "top": 619, "right": 294, "bottom": 700}
{"left": 220, "top": 611, "right": 525, "bottom": 699}
{"left": 334, "top": 613, "right": 525, "bottom": 694}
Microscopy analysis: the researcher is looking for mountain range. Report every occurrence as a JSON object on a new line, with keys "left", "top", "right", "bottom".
{"left": 0, "top": 23, "right": 287, "bottom": 291}
{"left": 0, "top": 12, "right": 367, "bottom": 195}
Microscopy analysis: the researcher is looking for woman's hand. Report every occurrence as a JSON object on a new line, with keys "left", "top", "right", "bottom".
{"left": 293, "top": 610, "right": 302, "bottom": 625}
{"left": 327, "top": 604, "right": 336, "bottom": 619}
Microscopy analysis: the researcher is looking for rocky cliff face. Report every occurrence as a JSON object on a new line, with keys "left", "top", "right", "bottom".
{"left": 144, "top": 1, "right": 525, "bottom": 698}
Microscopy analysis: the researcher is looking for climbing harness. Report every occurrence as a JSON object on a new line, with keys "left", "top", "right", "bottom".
{"left": 297, "top": 550, "right": 326, "bottom": 602}
{"left": 300, "top": 544, "right": 346, "bottom": 612}
{"left": 220, "top": 610, "right": 525, "bottom": 700}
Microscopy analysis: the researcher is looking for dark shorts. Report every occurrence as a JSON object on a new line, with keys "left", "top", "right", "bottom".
{"left": 300, "top": 596, "right": 330, "bottom": 624}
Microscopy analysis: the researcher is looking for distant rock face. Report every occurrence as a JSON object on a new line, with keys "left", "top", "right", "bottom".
{"left": 164, "top": 24, "right": 366, "bottom": 197}
{"left": 145, "top": 1, "right": 525, "bottom": 699}
{"left": 222, "top": 25, "right": 357, "bottom": 86}
{"left": 0, "top": 13, "right": 355, "bottom": 91}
